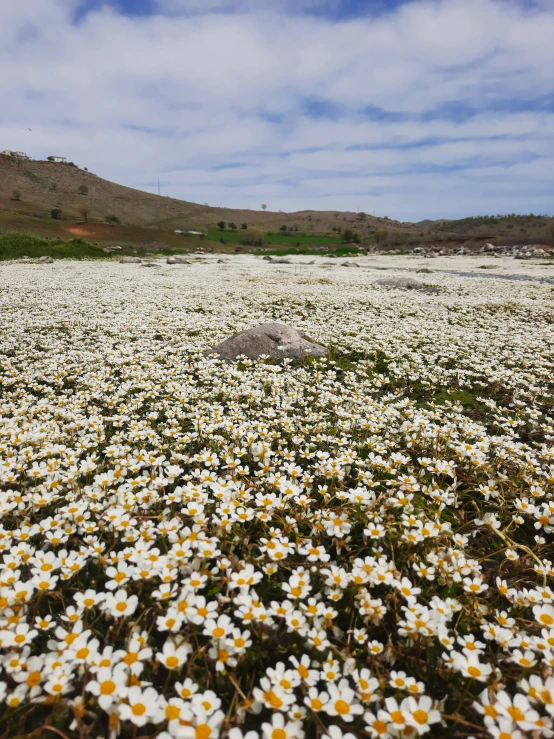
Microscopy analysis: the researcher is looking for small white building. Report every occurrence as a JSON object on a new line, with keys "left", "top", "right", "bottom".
{"left": 1, "top": 150, "right": 30, "bottom": 159}
{"left": 49, "top": 156, "right": 67, "bottom": 163}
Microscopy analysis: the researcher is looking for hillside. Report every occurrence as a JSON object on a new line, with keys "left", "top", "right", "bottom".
{"left": 425, "top": 214, "right": 554, "bottom": 245}
{"left": 1, "top": 155, "right": 552, "bottom": 248}
{"left": 0, "top": 155, "right": 415, "bottom": 237}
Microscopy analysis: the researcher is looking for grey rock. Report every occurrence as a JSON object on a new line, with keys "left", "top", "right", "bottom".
{"left": 119, "top": 256, "right": 142, "bottom": 264}
{"left": 167, "top": 256, "right": 177, "bottom": 264}
{"left": 217, "top": 259, "right": 225, "bottom": 263}
{"left": 141, "top": 262, "right": 160, "bottom": 268}
{"left": 375, "top": 277, "right": 425, "bottom": 290}
{"left": 416, "top": 267, "right": 433, "bottom": 274}
{"left": 341, "top": 261, "right": 360, "bottom": 268}
{"left": 269, "top": 257, "right": 291, "bottom": 264}
{"left": 209, "top": 322, "right": 327, "bottom": 362}
{"left": 37, "top": 256, "right": 54, "bottom": 263}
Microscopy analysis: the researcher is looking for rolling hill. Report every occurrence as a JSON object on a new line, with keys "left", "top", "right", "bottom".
{"left": 0, "top": 154, "right": 414, "bottom": 239}
{"left": 1, "top": 154, "right": 552, "bottom": 248}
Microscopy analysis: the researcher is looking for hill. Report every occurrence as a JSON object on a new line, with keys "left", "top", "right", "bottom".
{"left": 0, "top": 154, "right": 415, "bottom": 239}
{"left": 1, "top": 154, "right": 552, "bottom": 248}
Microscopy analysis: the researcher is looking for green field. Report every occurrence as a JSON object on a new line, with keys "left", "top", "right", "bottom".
{"left": 0, "top": 232, "right": 108, "bottom": 261}
{"left": 207, "top": 229, "right": 341, "bottom": 245}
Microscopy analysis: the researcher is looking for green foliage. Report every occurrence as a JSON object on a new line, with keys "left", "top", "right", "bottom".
{"left": 0, "top": 232, "right": 107, "bottom": 261}
{"left": 50, "top": 208, "right": 63, "bottom": 220}
{"left": 77, "top": 185, "right": 89, "bottom": 195}
{"left": 105, "top": 214, "right": 120, "bottom": 225}
{"left": 206, "top": 230, "right": 340, "bottom": 246}
{"left": 341, "top": 229, "right": 361, "bottom": 244}
{"left": 229, "top": 222, "right": 237, "bottom": 231}
{"left": 241, "top": 223, "right": 247, "bottom": 229}
{"left": 12, "top": 189, "right": 21, "bottom": 202}
{"left": 217, "top": 221, "right": 225, "bottom": 231}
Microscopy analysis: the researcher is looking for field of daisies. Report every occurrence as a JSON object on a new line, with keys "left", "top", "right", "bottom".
{"left": 1, "top": 254, "right": 554, "bottom": 739}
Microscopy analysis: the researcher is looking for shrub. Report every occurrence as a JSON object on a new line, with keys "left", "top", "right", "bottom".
{"left": 217, "top": 221, "right": 226, "bottom": 231}
{"left": 229, "top": 222, "right": 237, "bottom": 231}
{"left": 341, "top": 229, "right": 361, "bottom": 244}
{"left": 105, "top": 215, "right": 120, "bottom": 225}
{"left": 78, "top": 185, "right": 89, "bottom": 195}
{"left": 12, "top": 190, "right": 21, "bottom": 201}
{"left": 50, "top": 208, "right": 63, "bottom": 220}
{"left": 240, "top": 228, "right": 264, "bottom": 246}
{"left": 241, "top": 223, "right": 247, "bottom": 229}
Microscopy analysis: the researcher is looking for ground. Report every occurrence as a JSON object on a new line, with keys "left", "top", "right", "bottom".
{"left": 1, "top": 254, "right": 554, "bottom": 739}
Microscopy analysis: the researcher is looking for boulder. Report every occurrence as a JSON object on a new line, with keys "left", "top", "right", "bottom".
{"left": 167, "top": 255, "right": 190, "bottom": 264}
{"left": 167, "top": 256, "right": 177, "bottom": 264}
{"left": 209, "top": 322, "right": 327, "bottom": 362}
{"left": 375, "top": 277, "right": 425, "bottom": 290}
{"left": 341, "top": 262, "right": 360, "bottom": 268}
{"left": 141, "top": 262, "right": 160, "bottom": 268}
{"left": 416, "top": 267, "right": 433, "bottom": 274}
{"left": 269, "top": 257, "right": 291, "bottom": 264}
{"left": 37, "top": 256, "right": 54, "bottom": 264}
{"left": 120, "top": 256, "right": 142, "bottom": 264}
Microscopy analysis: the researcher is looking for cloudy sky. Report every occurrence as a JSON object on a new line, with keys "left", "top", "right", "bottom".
{"left": 2, "top": 0, "right": 554, "bottom": 220}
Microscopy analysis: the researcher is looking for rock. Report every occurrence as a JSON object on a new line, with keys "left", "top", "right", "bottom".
{"left": 262, "top": 256, "right": 272, "bottom": 261}
{"left": 209, "top": 322, "right": 327, "bottom": 362}
{"left": 120, "top": 256, "right": 142, "bottom": 264}
{"left": 416, "top": 267, "right": 433, "bottom": 274}
{"left": 141, "top": 263, "right": 160, "bottom": 268}
{"left": 167, "top": 256, "right": 177, "bottom": 264}
{"left": 269, "top": 258, "right": 291, "bottom": 264}
{"left": 375, "top": 277, "right": 425, "bottom": 290}
{"left": 341, "top": 262, "right": 360, "bottom": 268}
{"left": 174, "top": 256, "right": 190, "bottom": 264}
{"left": 37, "top": 256, "right": 54, "bottom": 264}
{"left": 217, "top": 259, "right": 225, "bottom": 263}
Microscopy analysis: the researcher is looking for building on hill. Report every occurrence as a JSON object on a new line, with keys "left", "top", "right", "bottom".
{"left": 1, "top": 150, "right": 31, "bottom": 159}
{"left": 48, "top": 156, "right": 67, "bottom": 163}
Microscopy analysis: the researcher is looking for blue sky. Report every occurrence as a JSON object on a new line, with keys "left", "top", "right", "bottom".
{"left": 1, "top": 0, "right": 554, "bottom": 220}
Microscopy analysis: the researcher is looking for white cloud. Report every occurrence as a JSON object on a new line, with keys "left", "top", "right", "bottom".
{"left": 0, "top": 0, "right": 553, "bottom": 218}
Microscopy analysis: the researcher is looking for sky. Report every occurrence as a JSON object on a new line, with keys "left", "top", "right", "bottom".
{"left": 1, "top": 0, "right": 554, "bottom": 221}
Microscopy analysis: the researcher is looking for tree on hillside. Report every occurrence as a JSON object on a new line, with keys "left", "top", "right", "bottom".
{"left": 358, "top": 212, "right": 367, "bottom": 221}
{"left": 12, "top": 190, "right": 21, "bottom": 201}
{"left": 229, "top": 222, "right": 238, "bottom": 231}
{"left": 241, "top": 223, "right": 247, "bottom": 229}
{"left": 105, "top": 215, "right": 120, "bottom": 225}
{"left": 50, "top": 208, "right": 62, "bottom": 220}
{"left": 261, "top": 204, "right": 267, "bottom": 211}
{"left": 78, "top": 185, "right": 89, "bottom": 195}
{"left": 217, "top": 221, "right": 226, "bottom": 230}
{"left": 280, "top": 225, "right": 287, "bottom": 233}
{"left": 78, "top": 202, "right": 89, "bottom": 223}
